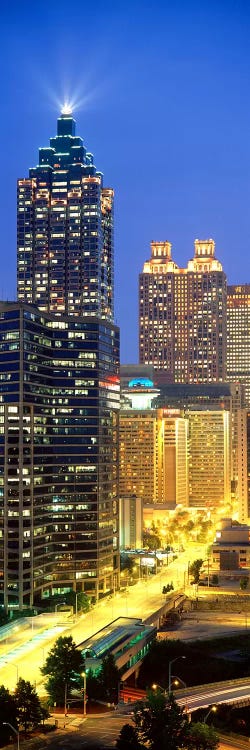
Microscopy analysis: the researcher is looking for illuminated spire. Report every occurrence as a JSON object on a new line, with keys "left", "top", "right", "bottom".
{"left": 61, "top": 102, "right": 73, "bottom": 115}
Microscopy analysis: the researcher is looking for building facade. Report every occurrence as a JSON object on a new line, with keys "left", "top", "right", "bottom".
{"left": 0, "top": 302, "right": 119, "bottom": 608}
{"left": 119, "top": 496, "right": 143, "bottom": 549}
{"left": 139, "top": 238, "right": 227, "bottom": 383}
{"left": 0, "top": 111, "right": 120, "bottom": 610}
{"left": 211, "top": 518, "right": 250, "bottom": 573}
{"left": 227, "top": 285, "right": 250, "bottom": 407}
{"left": 187, "top": 409, "right": 231, "bottom": 511}
{"left": 119, "top": 381, "right": 188, "bottom": 507}
{"left": 17, "top": 112, "right": 114, "bottom": 321}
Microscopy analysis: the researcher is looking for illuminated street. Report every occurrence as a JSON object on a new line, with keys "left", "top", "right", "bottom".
{"left": 1, "top": 542, "right": 248, "bottom": 696}
{"left": 0, "top": 544, "right": 206, "bottom": 692}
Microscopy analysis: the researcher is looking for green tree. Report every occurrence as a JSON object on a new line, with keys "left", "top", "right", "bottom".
{"left": 143, "top": 530, "right": 161, "bottom": 551}
{"left": 64, "top": 590, "right": 90, "bottom": 613}
{"left": 0, "top": 685, "right": 18, "bottom": 747}
{"left": 133, "top": 691, "right": 189, "bottom": 750}
{"left": 116, "top": 723, "right": 143, "bottom": 749}
{"left": 211, "top": 575, "right": 219, "bottom": 585}
{"left": 240, "top": 577, "right": 248, "bottom": 590}
{"left": 41, "top": 635, "right": 85, "bottom": 707}
{"left": 186, "top": 721, "right": 219, "bottom": 750}
{"left": 86, "top": 668, "right": 103, "bottom": 701}
{"left": 98, "top": 652, "right": 120, "bottom": 703}
{"left": 120, "top": 554, "right": 134, "bottom": 573}
{"left": 189, "top": 558, "right": 204, "bottom": 584}
{"left": 14, "top": 678, "right": 43, "bottom": 732}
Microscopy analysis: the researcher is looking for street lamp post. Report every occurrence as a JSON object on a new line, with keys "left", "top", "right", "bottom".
{"left": 3, "top": 722, "right": 19, "bottom": 750}
{"left": 168, "top": 656, "right": 186, "bottom": 694}
{"left": 81, "top": 671, "right": 87, "bottom": 716}
{"left": 152, "top": 682, "right": 166, "bottom": 695}
{"left": 172, "top": 676, "right": 187, "bottom": 689}
{"left": 64, "top": 681, "right": 67, "bottom": 717}
{"left": 203, "top": 706, "right": 217, "bottom": 724}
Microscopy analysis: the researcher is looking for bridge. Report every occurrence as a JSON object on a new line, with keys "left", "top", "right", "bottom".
{"left": 120, "top": 677, "right": 250, "bottom": 713}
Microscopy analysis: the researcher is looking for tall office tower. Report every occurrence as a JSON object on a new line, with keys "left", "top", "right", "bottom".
{"left": 0, "top": 111, "right": 119, "bottom": 610}
{"left": 17, "top": 111, "right": 114, "bottom": 321}
{"left": 187, "top": 409, "right": 231, "bottom": 511}
{"left": 0, "top": 302, "right": 119, "bottom": 609}
{"left": 139, "top": 238, "right": 227, "bottom": 383}
{"left": 227, "top": 285, "right": 250, "bottom": 407}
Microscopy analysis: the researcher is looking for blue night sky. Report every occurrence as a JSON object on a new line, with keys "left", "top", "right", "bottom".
{"left": 0, "top": 0, "right": 250, "bottom": 362}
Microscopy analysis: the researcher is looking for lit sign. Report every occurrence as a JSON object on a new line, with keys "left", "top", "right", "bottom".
{"left": 128, "top": 378, "right": 154, "bottom": 388}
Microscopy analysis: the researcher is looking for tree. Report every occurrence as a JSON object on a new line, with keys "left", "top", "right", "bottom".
{"left": 41, "top": 635, "right": 85, "bottom": 706}
{"left": 133, "top": 691, "right": 189, "bottom": 750}
{"left": 0, "top": 685, "right": 18, "bottom": 747}
{"left": 120, "top": 554, "right": 134, "bottom": 573}
{"left": 116, "top": 723, "right": 143, "bottom": 749}
{"left": 240, "top": 577, "right": 248, "bottom": 590}
{"left": 143, "top": 530, "right": 161, "bottom": 551}
{"left": 98, "top": 652, "right": 120, "bottom": 703}
{"left": 86, "top": 668, "right": 103, "bottom": 701}
{"left": 189, "top": 559, "right": 204, "bottom": 584}
{"left": 14, "top": 678, "right": 43, "bottom": 733}
{"left": 211, "top": 575, "right": 219, "bottom": 585}
{"left": 186, "top": 721, "right": 219, "bottom": 750}
{"left": 64, "top": 590, "right": 90, "bottom": 613}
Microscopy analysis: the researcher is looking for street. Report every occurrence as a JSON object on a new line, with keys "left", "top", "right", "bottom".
{"left": 0, "top": 543, "right": 207, "bottom": 692}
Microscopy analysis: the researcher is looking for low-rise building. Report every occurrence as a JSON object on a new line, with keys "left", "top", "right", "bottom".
{"left": 211, "top": 518, "right": 250, "bottom": 573}
{"left": 78, "top": 616, "right": 156, "bottom": 683}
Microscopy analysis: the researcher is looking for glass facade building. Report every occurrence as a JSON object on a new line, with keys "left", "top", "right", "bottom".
{"left": 0, "top": 302, "right": 119, "bottom": 608}
{"left": 17, "top": 113, "right": 114, "bottom": 321}
{"left": 0, "top": 111, "right": 120, "bottom": 609}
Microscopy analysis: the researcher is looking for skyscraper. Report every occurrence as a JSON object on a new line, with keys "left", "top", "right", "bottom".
{"left": 227, "top": 284, "right": 250, "bottom": 407}
{"left": 187, "top": 409, "right": 231, "bottom": 511}
{"left": 0, "top": 302, "right": 119, "bottom": 609}
{"left": 139, "top": 238, "right": 227, "bottom": 383}
{"left": 0, "top": 111, "right": 119, "bottom": 610}
{"left": 17, "top": 111, "right": 114, "bottom": 321}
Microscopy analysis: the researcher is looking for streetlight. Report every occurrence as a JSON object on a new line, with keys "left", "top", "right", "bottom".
{"left": 172, "top": 676, "right": 187, "bottom": 689}
{"left": 168, "top": 656, "right": 186, "bottom": 694}
{"left": 81, "top": 671, "right": 87, "bottom": 716}
{"left": 203, "top": 706, "right": 217, "bottom": 724}
{"left": 3, "top": 722, "right": 19, "bottom": 750}
{"left": 152, "top": 682, "right": 166, "bottom": 695}
{"left": 64, "top": 681, "right": 68, "bottom": 717}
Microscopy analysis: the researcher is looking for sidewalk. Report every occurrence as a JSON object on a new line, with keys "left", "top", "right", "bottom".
{"left": 50, "top": 713, "right": 87, "bottom": 730}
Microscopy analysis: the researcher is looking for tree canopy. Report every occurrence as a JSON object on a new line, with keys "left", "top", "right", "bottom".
{"left": 0, "top": 685, "right": 18, "bottom": 747}
{"left": 116, "top": 693, "right": 219, "bottom": 750}
{"left": 14, "top": 678, "right": 44, "bottom": 732}
{"left": 189, "top": 559, "right": 204, "bottom": 584}
{"left": 87, "top": 653, "right": 120, "bottom": 703}
{"left": 41, "top": 635, "right": 85, "bottom": 706}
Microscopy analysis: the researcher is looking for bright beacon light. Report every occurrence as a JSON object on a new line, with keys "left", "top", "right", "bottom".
{"left": 61, "top": 102, "right": 73, "bottom": 115}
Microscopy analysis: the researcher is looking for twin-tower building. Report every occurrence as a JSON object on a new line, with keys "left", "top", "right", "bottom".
{"left": 119, "top": 240, "right": 250, "bottom": 547}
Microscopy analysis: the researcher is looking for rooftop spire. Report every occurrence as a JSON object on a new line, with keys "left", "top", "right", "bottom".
{"left": 61, "top": 102, "right": 73, "bottom": 115}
